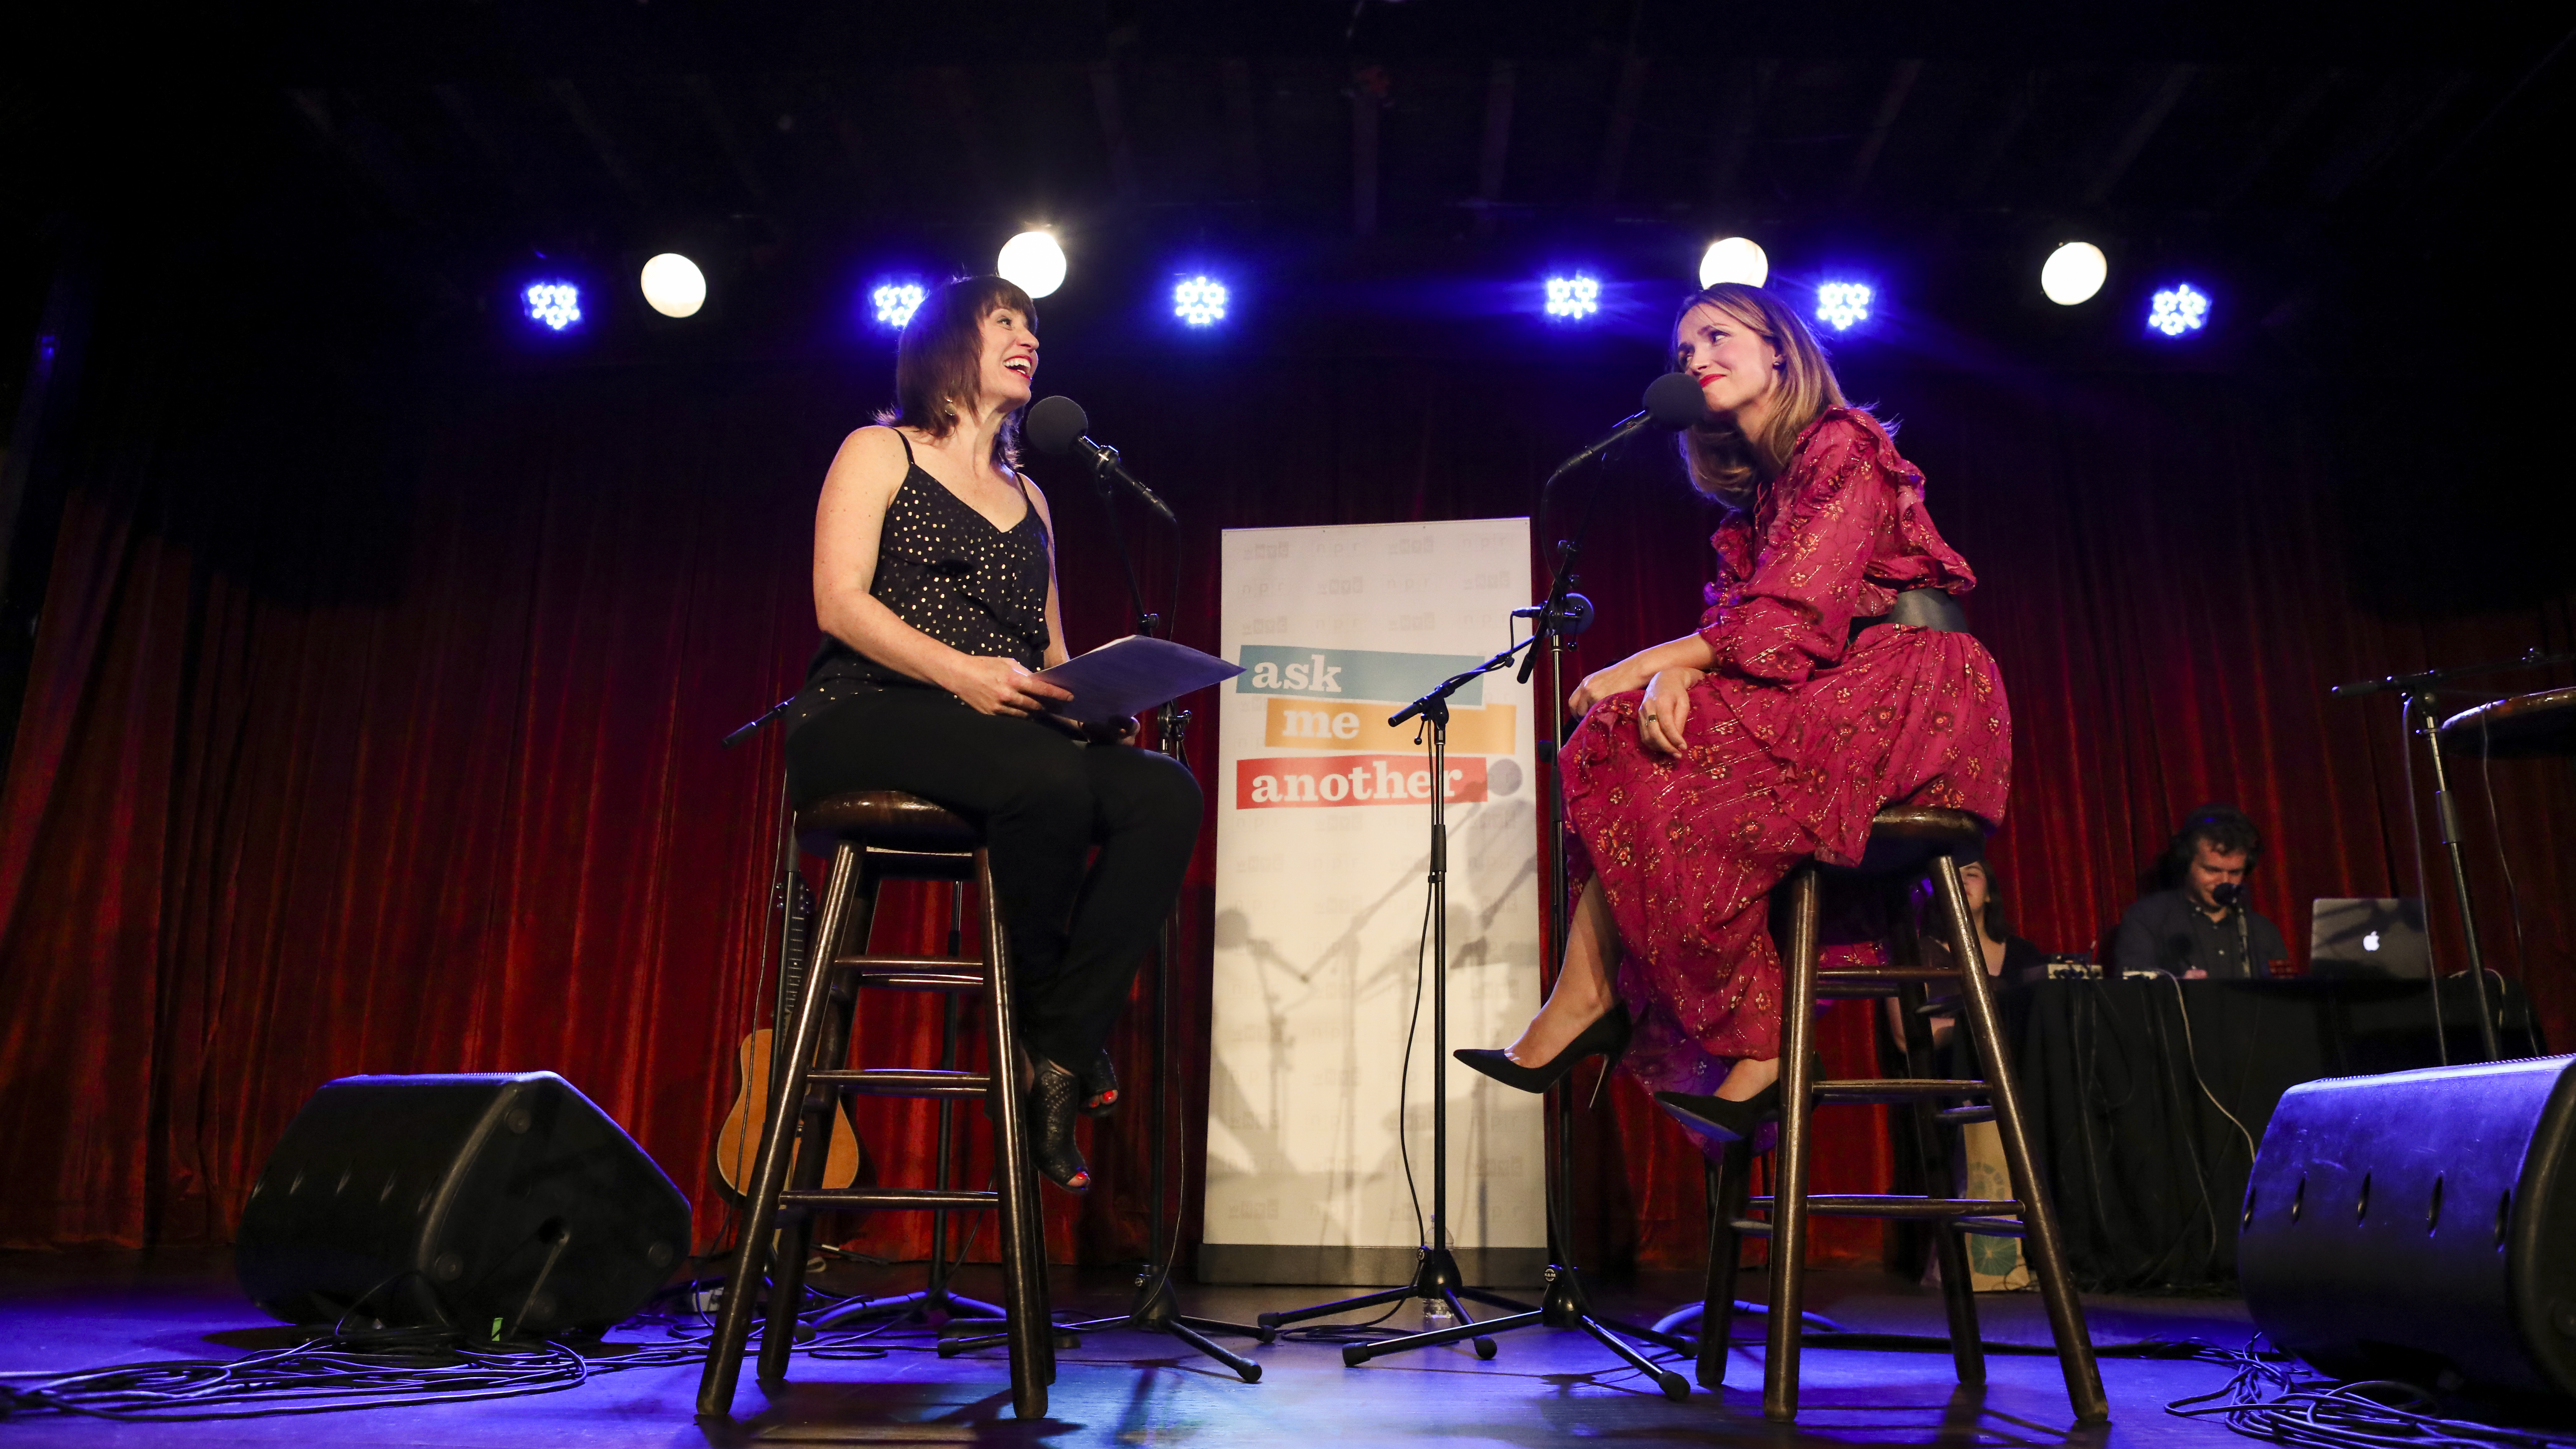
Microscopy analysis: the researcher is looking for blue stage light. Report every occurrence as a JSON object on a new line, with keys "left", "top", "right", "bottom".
{"left": 522, "top": 280, "right": 582, "bottom": 332}
{"left": 1173, "top": 276, "right": 1229, "bottom": 327}
{"left": 871, "top": 281, "right": 926, "bottom": 329}
{"left": 1814, "top": 281, "right": 1872, "bottom": 332}
{"left": 2148, "top": 283, "right": 2210, "bottom": 337}
{"left": 1543, "top": 274, "right": 1601, "bottom": 320}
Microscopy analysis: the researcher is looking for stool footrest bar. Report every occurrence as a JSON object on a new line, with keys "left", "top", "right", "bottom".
{"left": 834, "top": 953, "right": 985, "bottom": 972}
{"left": 1951, "top": 1216, "right": 2028, "bottom": 1237}
{"left": 808, "top": 1068, "right": 993, "bottom": 1097}
{"left": 780, "top": 1187, "right": 998, "bottom": 1211}
{"left": 1812, "top": 1078, "right": 1988, "bottom": 1104}
{"left": 1748, "top": 1194, "right": 2021, "bottom": 1220}
{"left": 1817, "top": 966, "right": 1961, "bottom": 984}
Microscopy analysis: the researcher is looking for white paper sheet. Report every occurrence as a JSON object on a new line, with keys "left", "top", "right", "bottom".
{"left": 1033, "top": 636, "right": 1244, "bottom": 725}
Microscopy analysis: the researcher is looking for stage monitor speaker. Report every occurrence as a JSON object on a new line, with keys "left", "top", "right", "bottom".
{"left": 2239, "top": 1054, "right": 2576, "bottom": 1400}
{"left": 235, "top": 1071, "right": 692, "bottom": 1339}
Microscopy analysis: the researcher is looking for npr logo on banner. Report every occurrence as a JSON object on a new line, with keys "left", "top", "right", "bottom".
{"left": 1236, "top": 754, "right": 1486, "bottom": 809}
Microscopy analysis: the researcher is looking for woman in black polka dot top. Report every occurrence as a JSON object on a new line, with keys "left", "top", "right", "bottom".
{"left": 783, "top": 275, "right": 1202, "bottom": 1194}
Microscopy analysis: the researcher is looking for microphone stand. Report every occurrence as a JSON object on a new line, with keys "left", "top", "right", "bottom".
{"left": 1258, "top": 494, "right": 1689, "bottom": 1400}
{"left": 2330, "top": 650, "right": 2576, "bottom": 1065}
{"left": 1035, "top": 435, "right": 1274, "bottom": 1381}
{"left": 1254, "top": 638, "right": 1534, "bottom": 1361}
{"left": 1365, "top": 461, "right": 1692, "bottom": 1392}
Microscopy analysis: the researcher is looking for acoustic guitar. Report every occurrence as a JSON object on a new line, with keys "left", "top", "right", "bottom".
{"left": 714, "top": 874, "right": 860, "bottom": 1200}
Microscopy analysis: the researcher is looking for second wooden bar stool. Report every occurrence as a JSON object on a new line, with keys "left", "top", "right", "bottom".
{"left": 697, "top": 790, "right": 1055, "bottom": 1421}
{"left": 1689, "top": 805, "right": 2107, "bottom": 1424}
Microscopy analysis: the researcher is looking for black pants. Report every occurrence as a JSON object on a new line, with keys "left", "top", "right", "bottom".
{"left": 784, "top": 687, "right": 1202, "bottom": 1070}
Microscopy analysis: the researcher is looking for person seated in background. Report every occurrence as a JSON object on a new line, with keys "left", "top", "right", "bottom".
{"left": 1889, "top": 849, "right": 2044, "bottom": 1050}
{"left": 2109, "top": 804, "right": 2286, "bottom": 979}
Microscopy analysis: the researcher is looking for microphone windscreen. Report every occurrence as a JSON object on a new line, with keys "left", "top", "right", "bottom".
{"left": 1022, "top": 394, "right": 1089, "bottom": 456}
{"left": 1642, "top": 371, "right": 1707, "bottom": 429}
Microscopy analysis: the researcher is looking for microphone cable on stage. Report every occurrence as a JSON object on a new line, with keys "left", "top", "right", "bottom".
{"left": 2, "top": 1244, "right": 944, "bottom": 1422}
{"left": 2144, "top": 970, "right": 2260, "bottom": 1167}
{"left": 2073, "top": 974, "right": 2227, "bottom": 1290}
{"left": 1273, "top": 884, "right": 1438, "bottom": 1347}
{"left": 2474, "top": 717, "right": 2546, "bottom": 1058}
{"left": 2164, "top": 1335, "right": 2576, "bottom": 1449}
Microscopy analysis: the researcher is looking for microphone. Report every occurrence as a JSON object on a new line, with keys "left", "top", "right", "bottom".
{"left": 2211, "top": 882, "right": 2246, "bottom": 910}
{"left": 1024, "top": 395, "right": 1176, "bottom": 524}
{"left": 1544, "top": 372, "right": 1707, "bottom": 486}
{"left": 1512, "top": 593, "right": 1595, "bottom": 637}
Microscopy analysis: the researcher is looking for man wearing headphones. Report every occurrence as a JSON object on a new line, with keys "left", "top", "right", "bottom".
{"left": 2109, "top": 805, "right": 2287, "bottom": 979}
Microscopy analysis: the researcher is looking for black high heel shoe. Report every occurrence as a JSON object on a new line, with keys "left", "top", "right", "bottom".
{"left": 1653, "top": 1079, "right": 1783, "bottom": 1143}
{"left": 1078, "top": 1047, "right": 1119, "bottom": 1119}
{"left": 1027, "top": 1058, "right": 1092, "bottom": 1193}
{"left": 1455, "top": 1004, "right": 1632, "bottom": 1103}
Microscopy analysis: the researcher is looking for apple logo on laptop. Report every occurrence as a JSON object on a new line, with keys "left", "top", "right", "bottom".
{"left": 2363, "top": 931, "right": 2380, "bottom": 952}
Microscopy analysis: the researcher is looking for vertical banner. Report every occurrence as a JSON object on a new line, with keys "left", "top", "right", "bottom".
{"left": 1202, "top": 518, "right": 1544, "bottom": 1287}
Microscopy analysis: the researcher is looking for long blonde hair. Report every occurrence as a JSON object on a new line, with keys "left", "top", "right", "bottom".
{"left": 1673, "top": 283, "right": 1851, "bottom": 509}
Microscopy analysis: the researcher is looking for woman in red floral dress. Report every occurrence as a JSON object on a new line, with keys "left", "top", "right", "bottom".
{"left": 1457, "top": 282, "right": 2010, "bottom": 1144}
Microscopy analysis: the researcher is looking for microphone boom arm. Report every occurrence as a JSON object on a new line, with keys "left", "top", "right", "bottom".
{"left": 1070, "top": 436, "right": 1177, "bottom": 526}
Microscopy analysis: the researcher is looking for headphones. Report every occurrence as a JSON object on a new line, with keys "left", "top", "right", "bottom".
{"left": 2159, "top": 804, "right": 2262, "bottom": 887}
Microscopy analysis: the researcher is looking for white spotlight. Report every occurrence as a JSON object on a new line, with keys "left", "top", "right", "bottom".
{"left": 2041, "top": 242, "right": 2108, "bottom": 306}
{"left": 1815, "top": 282, "right": 1873, "bottom": 332}
{"left": 2148, "top": 283, "right": 2211, "bottom": 338}
{"left": 522, "top": 281, "right": 582, "bottom": 332}
{"left": 871, "top": 281, "right": 926, "bottom": 329}
{"left": 1173, "top": 276, "right": 1229, "bottom": 327}
{"left": 1699, "top": 237, "right": 1769, "bottom": 289}
{"left": 640, "top": 253, "right": 706, "bottom": 319}
{"left": 997, "top": 230, "right": 1067, "bottom": 299}
{"left": 1543, "top": 274, "right": 1602, "bottom": 320}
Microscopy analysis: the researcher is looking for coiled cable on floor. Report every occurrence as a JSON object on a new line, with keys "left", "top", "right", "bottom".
{"left": 1, "top": 1275, "right": 911, "bottom": 1423}
{"left": 2166, "top": 1337, "right": 2576, "bottom": 1449}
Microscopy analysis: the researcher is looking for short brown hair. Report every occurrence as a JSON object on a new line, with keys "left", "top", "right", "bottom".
{"left": 881, "top": 275, "right": 1036, "bottom": 468}
{"left": 2162, "top": 805, "right": 2263, "bottom": 886}
{"left": 1672, "top": 283, "right": 1853, "bottom": 509}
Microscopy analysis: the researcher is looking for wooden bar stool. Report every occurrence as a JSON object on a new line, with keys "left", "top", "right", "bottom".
{"left": 1692, "top": 805, "right": 2107, "bottom": 1425}
{"left": 697, "top": 790, "right": 1054, "bottom": 1421}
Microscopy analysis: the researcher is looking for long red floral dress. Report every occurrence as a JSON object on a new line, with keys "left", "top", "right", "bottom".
{"left": 1561, "top": 406, "right": 2010, "bottom": 1106}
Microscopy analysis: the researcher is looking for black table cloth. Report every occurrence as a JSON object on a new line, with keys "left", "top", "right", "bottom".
{"left": 1991, "top": 974, "right": 2543, "bottom": 1291}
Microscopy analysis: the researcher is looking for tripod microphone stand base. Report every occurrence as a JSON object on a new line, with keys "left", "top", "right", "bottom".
{"left": 1337, "top": 1260, "right": 1688, "bottom": 1398}
{"left": 813, "top": 1284, "right": 1007, "bottom": 1334}
{"left": 1061, "top": 1267, "right": 1278, "bottom": 1383}
{"left": 1255, "top": 1246, "right": 1510, "bottom": 1360}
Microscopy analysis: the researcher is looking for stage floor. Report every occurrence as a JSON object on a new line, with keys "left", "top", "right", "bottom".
{"left": 0, "top": 1249, "right": 2264, "bottom": 1447}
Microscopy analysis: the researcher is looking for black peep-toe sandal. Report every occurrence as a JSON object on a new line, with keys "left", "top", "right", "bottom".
{"left": 1028, "top": 1057, "right": 1092, "bottom": 1193}
{"left": 1079, "top": 1048, "right": 1119, "bottom": 1118}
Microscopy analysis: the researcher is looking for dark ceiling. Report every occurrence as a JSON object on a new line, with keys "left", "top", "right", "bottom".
{"left": 4, "top": 2, "right": 2572, "bottom": 365}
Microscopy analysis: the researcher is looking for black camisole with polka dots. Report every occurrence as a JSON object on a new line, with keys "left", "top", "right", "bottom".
{"left": 788, "top": 432, "right": 1050, "bottom": 731}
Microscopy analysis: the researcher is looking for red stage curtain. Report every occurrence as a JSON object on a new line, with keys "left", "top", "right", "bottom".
{"left": 4, "top": 299, "right": 2570, "bottom": 1278}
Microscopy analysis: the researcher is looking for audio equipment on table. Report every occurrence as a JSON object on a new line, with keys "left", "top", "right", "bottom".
{"left": 237, "top": 1071, "right": 691, "bottom": 1339}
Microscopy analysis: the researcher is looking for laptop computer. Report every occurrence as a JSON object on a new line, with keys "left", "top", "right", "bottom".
{"left": 2309, "top": 897, "right": 2430, "bottom": 979}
